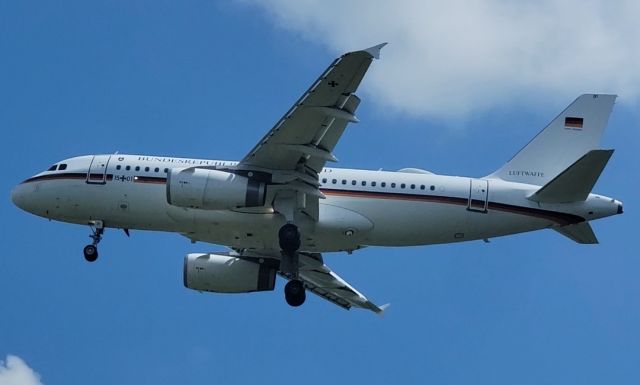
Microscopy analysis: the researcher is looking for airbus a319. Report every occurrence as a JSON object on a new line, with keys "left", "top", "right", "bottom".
{"left": 11, "top": 44, "right": 622, "bottom": 313}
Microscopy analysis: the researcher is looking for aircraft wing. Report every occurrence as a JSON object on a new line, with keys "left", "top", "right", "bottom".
{"left": 237, "top": 43, "right": 386, "bottom": 179}
{"left": 279, "top": 252, "right": 388, "bottom": 314}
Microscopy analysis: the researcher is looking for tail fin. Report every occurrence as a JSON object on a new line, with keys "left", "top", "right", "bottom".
{"left": 488, "top": 94, "right": 616, "bottom": 185}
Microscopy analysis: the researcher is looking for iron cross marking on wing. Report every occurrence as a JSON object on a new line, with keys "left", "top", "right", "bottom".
{"left": 328, "top": 80, "right": 338, "bottom": 87}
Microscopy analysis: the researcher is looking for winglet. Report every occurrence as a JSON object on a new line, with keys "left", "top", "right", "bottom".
{"left": 363, "top": 42, "right": 388, "bottom": 59}
{"left": 375, "top": 303, "right": 391, "bottom": 317}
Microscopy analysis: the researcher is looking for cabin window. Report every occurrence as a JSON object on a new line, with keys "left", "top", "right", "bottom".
{"left": 154, "top": 167, "right": 159, "bottom": 172}
{"left": 381, "top": 182, "right": 386, "bottom": 187}
{"left": 322, "top": 178, "right": 327, "bottom": 183}
{"left": 420, "top": 185, "right": 425, "bottom": 190}
{"left": 135, "top": 166, "right": 140, "bottom": 171}
{"left": 351, "top": 180, "right": 356, "bottom": 185}
{"left": 116, "top": 165, "right": 122, "bottom": 170}
{"left": 400, "top": 183, "right": 406, "bottom": 189}
{"left": 342, "top": 179, "right": 347, "bottom": 185}
{"left": 332, "top": 179, "right": 337, "bottom": 184}
{"left": 164, "top": 168, "right": 169, "bottom": 173}
{"left": 430, "top": 185, "right": 435, "bottom": 191}
{"left": 48, "top": 165, "right": 57, "bottom": 171}
{"left": 410, "top": 184, "right": 415, "bottom": 189}
{"left": 391, "top": 183, "right": 396, "bottom": 188}
{"left": 371, "top": 181, "right": 377, "bottom": 187}
{"left": 361, "top": 181, "right": 367, "bottom": 186}
{"left": 126, "top": 165, "right": 131, "bottom": 171}
{"left": 144, "top": 167, "right": 150, "bottom": 172}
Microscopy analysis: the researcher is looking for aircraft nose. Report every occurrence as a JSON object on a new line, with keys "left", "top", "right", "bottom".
{"left": 11, "top": 183, "right": 31, "bottom": 212}
{"left": 11, "top": 184, "right": 24, "bottom": 208}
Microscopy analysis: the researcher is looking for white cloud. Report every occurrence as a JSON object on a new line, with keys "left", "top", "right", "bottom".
{"left": 0, "top": 355, "right": 43, "bottom": 385}
{"left": 244, "top": 0, "right": 640, "bottom": 119}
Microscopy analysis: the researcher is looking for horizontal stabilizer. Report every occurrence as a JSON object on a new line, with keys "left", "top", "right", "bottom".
{"left": 528, "top": 149, "right": 614, "bottom": 203}
{"left": 553, "top": 222, "right": 598, "bottom": 244}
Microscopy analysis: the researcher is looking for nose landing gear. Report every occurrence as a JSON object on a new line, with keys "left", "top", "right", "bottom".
{"left": 83, "top": 244, "right": 98, "bottom": 262}
{"left": 83, "top": 220, "right": 104, "bottom": 262}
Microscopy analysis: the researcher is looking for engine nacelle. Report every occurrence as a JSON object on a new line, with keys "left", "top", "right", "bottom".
{"left": 166, "top": 168, "right": 265, "bottom": 210}
{"left": 183, "top": 253, "right": 276, "bottom": 293}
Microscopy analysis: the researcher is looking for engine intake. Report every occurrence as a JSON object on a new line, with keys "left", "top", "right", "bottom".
{"left": 167, "top": 168, "right": 265, "bottom": 210}
{"left": 183, "top": 253, "right": 276, "bottom": 293}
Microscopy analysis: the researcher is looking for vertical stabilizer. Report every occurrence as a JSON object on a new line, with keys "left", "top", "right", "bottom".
{"left": 489, "top": 94, "right": 616, "bottom": 186}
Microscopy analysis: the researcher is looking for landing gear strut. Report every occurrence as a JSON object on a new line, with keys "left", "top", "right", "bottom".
{"left": 279, "top": 223, "right": 305, "bottom": 307}
{"left": 83, "top": 220, "right": 104, "bottom": 262}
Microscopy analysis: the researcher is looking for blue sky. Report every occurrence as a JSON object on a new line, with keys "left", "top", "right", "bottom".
{"left": 1, "top": 1, "right": 638, "bottom": 384}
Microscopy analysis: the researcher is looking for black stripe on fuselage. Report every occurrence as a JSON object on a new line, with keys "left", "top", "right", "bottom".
{"left": 19, "top": 175, "right": 584, "bottom": 225}
{"left": 133, "top": 176, "right": 167, "bottom": 184}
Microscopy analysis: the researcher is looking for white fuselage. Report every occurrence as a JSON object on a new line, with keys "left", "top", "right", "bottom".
{"left": 11, "top": 154, "right": 621, "bottom": 254}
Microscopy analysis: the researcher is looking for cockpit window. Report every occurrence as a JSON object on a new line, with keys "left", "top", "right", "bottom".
{"left": 48, "top": 165, "right": 57, "bottom": 171}
{"left": 58, "top": 164, "right": 67, "bottom": 171}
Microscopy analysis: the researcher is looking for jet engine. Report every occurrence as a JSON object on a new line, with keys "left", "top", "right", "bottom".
{"left": 166, "top": 168, "right": 265, "bottom": 210}
{"left": 183, "top": 253, "right": 276, "bottom": 293}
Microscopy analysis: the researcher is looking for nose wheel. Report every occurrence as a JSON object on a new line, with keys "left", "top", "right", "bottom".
{"left": 84, "top": 220, "right": 104, "bottom": 262}
{"left": 83, "top": 244, "right": 98, "bottom": 262}
{"left": 278, "top": 223, "right": 306, "bottom": 307}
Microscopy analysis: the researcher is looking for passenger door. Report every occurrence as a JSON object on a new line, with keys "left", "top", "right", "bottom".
{"left": 86, "top": 155, "right": 111, "bottom": 184}
{"left": 468, "top": 179, "right": 489, "bottom": 212}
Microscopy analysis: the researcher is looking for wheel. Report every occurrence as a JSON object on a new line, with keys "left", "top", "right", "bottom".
{"left": 284, "top": 279, "right": 306, "bottom": 307}
{"left": 279, "top": 223, "right": 301, "bottom": 254}
{"left": 83, "top": 244, "right": 98, "bottom": 262}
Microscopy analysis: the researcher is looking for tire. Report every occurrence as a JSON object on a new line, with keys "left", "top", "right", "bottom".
{"left": 279, "top": 223, "right": 301, "bottom": 254}
{"left": 284, "top": 279, "right": 306, "bottom": 307}
{"left": 83, "top": 244, "right": 98, "bottom": 262}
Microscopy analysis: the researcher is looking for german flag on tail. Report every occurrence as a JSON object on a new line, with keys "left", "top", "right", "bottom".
{"left": 565, "top": 116, "right": 584, "bottom": 130}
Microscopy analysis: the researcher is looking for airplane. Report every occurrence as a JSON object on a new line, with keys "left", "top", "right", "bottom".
{"left": 11, "top": 43, "right": 623, "bottom": 314}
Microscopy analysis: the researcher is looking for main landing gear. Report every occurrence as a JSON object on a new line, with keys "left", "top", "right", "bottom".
{"left": 284, "top": 279, "right": 305, "bottom": 307}
{"left": 83, "top": 220, "right": 104, "bottom": 262}
{"left": 279, "top": 223, "right": 306, "bottom": 307}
